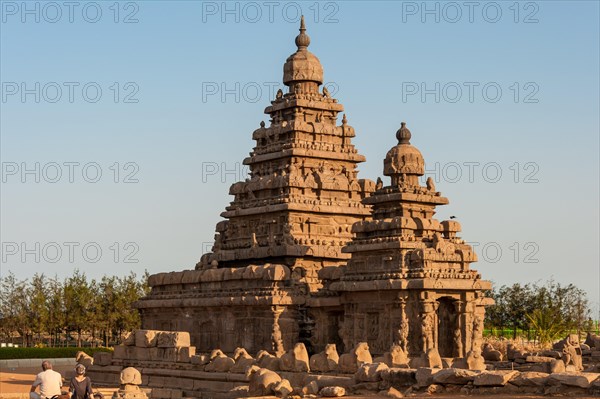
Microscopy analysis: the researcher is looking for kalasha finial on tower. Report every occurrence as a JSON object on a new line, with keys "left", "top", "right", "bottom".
{"left": 295, "top": 16, "right": 311, "bottom": 50}
{"left": 396, "top": 122, "right": 412, "bottom": 144}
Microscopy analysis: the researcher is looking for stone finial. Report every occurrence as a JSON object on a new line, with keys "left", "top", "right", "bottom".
{"left": 396, "top": 122, "right": 411, "bottom": 144}
{"left": 283, "top": 16, "right": 323, "bottom": 86}
{"left": 113, "top": 367, "right": 146, "bottom": 399}
{"left": 295, "top": 16, "right": 310, "bottom": 50}
{"left": 342, "top": 113, "right": 347, "bottom": 125}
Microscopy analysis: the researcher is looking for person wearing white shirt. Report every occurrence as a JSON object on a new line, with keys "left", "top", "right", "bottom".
{"left": 30, "top": 360, "right": 63, "bottom": 399}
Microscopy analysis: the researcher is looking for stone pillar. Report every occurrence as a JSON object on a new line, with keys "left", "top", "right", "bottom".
{"left": 454, "top": 300, "right": 466, "bottom": 358}
{"left": 464, "top": 302, "right": 473, "bottom": 354}
{"left": 394, "top": 296, "right": 410, "bottom": 354}
{"left": 419, "top": 297, "right": 436, "bottom": 353}
{"left": 272, "top": 306, "right": 285, "bottom": 356}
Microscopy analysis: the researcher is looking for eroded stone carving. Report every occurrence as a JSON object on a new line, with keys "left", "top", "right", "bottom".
{"left": 111, "top": 367, "right": 146, "bottom": 399}
{"left": 338, "top": 342, "right": 372, "bottom": 373}
{"left": 309, "top": 343, "right": 339, "bottom": 372}
{"left": 205, "top": 349, "right": 235, "bottom": 372}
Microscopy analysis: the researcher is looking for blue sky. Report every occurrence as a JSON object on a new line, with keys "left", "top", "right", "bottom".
{"left": 1, "top": 1, "right": 598, "bottom": 314}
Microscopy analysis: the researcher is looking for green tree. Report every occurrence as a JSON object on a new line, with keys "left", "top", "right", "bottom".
{"left": 28, "top": 274, "right": 50, "bottom": 345}
{"left": 114, "top": 272, "right": 145, "bottom": 340}
{"left": 46, "top": 275, "right": 65, "bottom": 346}
{"left": 63, "top": 270, "right": 93, "bottom": 347}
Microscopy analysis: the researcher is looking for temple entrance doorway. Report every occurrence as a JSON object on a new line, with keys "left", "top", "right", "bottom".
{"left": 437, "top": 297, "right": 458, "bottom": 357}
{"left": 327, "top": 311, "right": 344, "bottom": 353}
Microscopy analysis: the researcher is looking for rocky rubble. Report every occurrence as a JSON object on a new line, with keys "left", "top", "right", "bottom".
{"left": 87, "top": 329, "right": 600, "bottom": 398}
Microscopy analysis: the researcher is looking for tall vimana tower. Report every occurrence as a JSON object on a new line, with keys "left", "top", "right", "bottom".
{"left": 136, "top": 17, "right": 375, "bottom": 354}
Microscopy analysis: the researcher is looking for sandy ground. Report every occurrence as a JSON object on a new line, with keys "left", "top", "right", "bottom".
{"left": 0, "top": 366, "right": 73, "bottom": 394}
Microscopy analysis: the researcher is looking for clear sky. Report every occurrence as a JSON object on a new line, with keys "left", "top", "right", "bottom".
{"left": 1, "top": 1, "right": 598, "bottom": 314}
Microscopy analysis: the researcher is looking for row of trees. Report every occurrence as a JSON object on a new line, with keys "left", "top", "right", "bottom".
{"left": 485, "top": 280, "right": 594, "bottom": 345}
{"left": 0, "top": 270, "right": 149, "bottom": 347}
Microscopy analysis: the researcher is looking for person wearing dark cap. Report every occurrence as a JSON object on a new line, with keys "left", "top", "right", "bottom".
{"left": 69, "top": 364, "right": 93, "bottom": 399}
{"left": 30, "top": 360, "right": 63, "bottom": 399}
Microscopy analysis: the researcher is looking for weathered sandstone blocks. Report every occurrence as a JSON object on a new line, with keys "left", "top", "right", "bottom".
{"left": 93, "top": 351, "right": 113, "bottom": 366}
{"left": 157, "top": 331, "right": 191, "bottom": 348}
{"left": 135, "top": 330, "right": 160, "bottom": 348}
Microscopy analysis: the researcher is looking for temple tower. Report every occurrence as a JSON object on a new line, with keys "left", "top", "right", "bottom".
{"left": 136, "top": 18, "right": 374, "bottom": 354}
{"left": 323, "top": 124, "right": 493, "bottom": 356}
{"left": 199, "top": 15, "right": 373, "bottom": 280}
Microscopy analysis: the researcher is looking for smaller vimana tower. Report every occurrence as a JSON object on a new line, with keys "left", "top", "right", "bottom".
{"left": 317, "top": 122, "right": 492, "bottom": 357}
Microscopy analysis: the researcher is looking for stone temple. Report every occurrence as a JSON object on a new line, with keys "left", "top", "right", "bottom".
{"left": 136, "top": 18, "right": 492, "bottom": 360}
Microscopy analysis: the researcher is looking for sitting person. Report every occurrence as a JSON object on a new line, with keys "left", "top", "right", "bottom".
{"left": 30, "top": 360, "right": 63, "bottom": 399}
{"left": 69, "top": 364, "right": 93, "bottom": 399}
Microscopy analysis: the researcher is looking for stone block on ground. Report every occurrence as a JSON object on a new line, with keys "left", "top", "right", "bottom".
{"left": 415, "top": 367, "right": 441, "bottom": 387}
{"left": 378, "top": 387, "right": 403, "bottom": 398}
{"left": 319, "top": 386, "right": 346, "bottom": 397}
{"left": 473, "top": 370, "right": 519, "bottom": 386}
{"left": 380, "top": 368, "right": 416, "bottom": 387}
{"left": 547, "top": 372, "right": 600, "bottom": 388}
{"left": 432, "top": 368, "right": 480, "bottom": 385}
{"left": 525, "top": 356, "right": 554, "bottom": 363}
{"left": 540, "top": 350, "right": 562, "bottom": 359}
{"left": 355, "top": 362, "right": 389, "bottom": 382}
{"left": 509, "top": 371, "right": 549, "bottom": 387}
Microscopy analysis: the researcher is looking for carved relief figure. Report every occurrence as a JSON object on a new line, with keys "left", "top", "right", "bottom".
{"left": 271, "top": 309, "right": 285, "bottom": 357}
{"left": 420, "top": 313, "right": 435, "bottom": 351}
{"left": 453, "top": 326, "right": 463, "bottom": 357}
{"left": 426, "top": 176, "right": 435, "bottom": 191}
{"left": 398, "top": 303, "right": 410, "bottom": 353}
